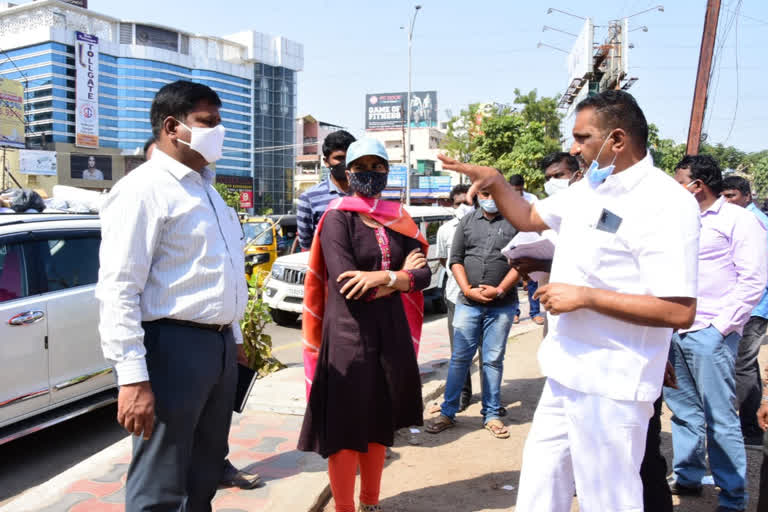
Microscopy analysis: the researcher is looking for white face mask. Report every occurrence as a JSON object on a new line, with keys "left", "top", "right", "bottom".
{"left": 544, "top": 178, "right": 570, "bottom": 197}
{"left": 455, "top": 203, "right": 474, "bottom": 219}
{"left": 177, "top": 121, "right": 226, "bottom": 163}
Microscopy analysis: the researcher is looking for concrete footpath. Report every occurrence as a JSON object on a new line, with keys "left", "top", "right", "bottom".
{"left": 0, "top": 296, "right": 539, "bottom": 512}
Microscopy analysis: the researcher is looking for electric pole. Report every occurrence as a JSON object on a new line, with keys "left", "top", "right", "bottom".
{"left": 686, "top": 0, "right": 721, "bottom": 155}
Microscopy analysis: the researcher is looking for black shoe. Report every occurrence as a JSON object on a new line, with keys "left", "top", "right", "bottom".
{"left": 458, "top": 391, "right": 471, "bottom": 412}
{"left": 220, "top": 459, "right": 263, "bottom": 489}
{"left": 669, "top": 480, "right": 702, "bottom": 496}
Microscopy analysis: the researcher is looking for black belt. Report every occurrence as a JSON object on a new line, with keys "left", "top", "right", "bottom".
{"left": 151, "top": 318, "right": 230, "bottom": 332}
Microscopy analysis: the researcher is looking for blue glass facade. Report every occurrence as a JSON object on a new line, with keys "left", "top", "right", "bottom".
{"left": 2, "top": 39, "right": 298, "bottom": 213}
{"left": 252, "top": 63, "right": 296, "bottom": 214}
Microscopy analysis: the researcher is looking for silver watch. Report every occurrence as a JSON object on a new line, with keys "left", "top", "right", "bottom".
{"left": 387, "top": 271, "right": 397, "bottom": 287}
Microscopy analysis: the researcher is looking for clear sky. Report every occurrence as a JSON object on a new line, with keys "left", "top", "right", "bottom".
{"left": 92, "top": 0, "right": 767, "bottom": 152}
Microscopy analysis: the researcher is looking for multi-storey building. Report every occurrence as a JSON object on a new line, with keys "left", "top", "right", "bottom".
{"left": 0, "top": 0, "right": 302, "bottom": 213}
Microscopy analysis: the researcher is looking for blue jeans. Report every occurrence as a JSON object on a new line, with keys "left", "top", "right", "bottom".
{"left": 664, "top": 326, "right": 747, "bottom": 510}
{"left": 441, "top": 301, "right": 516, "bottom": 424}
{"left": 516, "top": 280, "right": 541, "bottom": 319}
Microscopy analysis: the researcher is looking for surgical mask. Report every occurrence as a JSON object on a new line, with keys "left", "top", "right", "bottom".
{"left": 177, "top": 121, "right": 226, "bottom": 163}
{"left": 329, "top": 162, "right": 347, "bottom": 181}
{"left": 544, "top": 178, "right": 570, "bottom": 196}
{"left": 586, "top": 132, "right": 617, "bottom": 188}
{"left": 455, "top": 203, "right": 474, "bottom": 219}
{"left": 478, "top": 198, "right": 498, "bottom": 213}
{"left": 348, "top": 171, "right": 388, "bottom": 197}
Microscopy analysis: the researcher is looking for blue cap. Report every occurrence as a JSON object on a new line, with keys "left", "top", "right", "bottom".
{"left": 345, "top": 138, "right": 389, "bottom": 168}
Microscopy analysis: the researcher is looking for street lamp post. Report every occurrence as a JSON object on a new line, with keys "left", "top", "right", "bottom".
{"left": 405, "top": 4, "right": 421, "bottom": 206}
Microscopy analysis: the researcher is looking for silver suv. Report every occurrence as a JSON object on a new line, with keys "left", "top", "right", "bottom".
{"left": 0, "top": 214, "right": 116, "bottom": 445}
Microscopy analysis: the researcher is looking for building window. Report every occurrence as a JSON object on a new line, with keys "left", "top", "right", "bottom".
{"left": 119, "top": 23, "right": 133, "bottom": 44}
{"left": 135, "top": 25, "right": 179, "bottom": 52}
{"left": 180, "top": 34, "right": 190, "bottom": 55}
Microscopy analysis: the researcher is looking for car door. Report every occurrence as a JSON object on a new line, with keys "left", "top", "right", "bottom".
{"left": 0, "top": 238, "right": 50, "bottom": 427}
{"left": 36, "top": 230, "right": 114, "bottom": 405}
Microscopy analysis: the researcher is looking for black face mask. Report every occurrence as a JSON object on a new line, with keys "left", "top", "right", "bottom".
{"left": 329, "top": 162, "right": 347, "bottom": 181}
{"left": 348, "top": 171, "right": 388, "bottom": 197}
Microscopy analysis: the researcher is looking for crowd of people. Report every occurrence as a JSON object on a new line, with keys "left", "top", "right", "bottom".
{"left": 95, "top": 79, "right": 768, "bottom": 512}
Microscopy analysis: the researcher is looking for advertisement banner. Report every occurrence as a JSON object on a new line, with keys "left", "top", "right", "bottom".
{"left": 70, "top": 154, "right": 112, "bottom": 181}
{"left": 19, "top": 149, "right": 57, "bottom": 175}
{"left": 387, "top": 165, "right": 407, "bottom": 188}
{"left": 240, "top": 190, "right": 254, "bottom": 209}
{"left": 567, "top": 19, "right": 594, "bottom": 82}
{"left": 0, "top": 77, "right": 25, "bottom": 149}
{"left": 366, "top": 91, "right": 437, "bottom": 130}
{"left": 75, "top": 31, "right": 99, "bottom": 148}
{"left": 418, "top": 176, "right": 452, "bottom": 192}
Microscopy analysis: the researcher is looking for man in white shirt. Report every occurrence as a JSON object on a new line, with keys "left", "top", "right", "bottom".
{"left": 436, "top": 184, "right": 474, "bottom": 410}
{"left": 97, "top": 80, "right": 248, "bottom": 510}
{"left": 439, "top": 90, "right": 700, "bottom": 511}
{"left": 81, "top": 156, "right": 104, "bottom": 180}
{"left": 508, "top": 174, "right": 543, "bottom": 324}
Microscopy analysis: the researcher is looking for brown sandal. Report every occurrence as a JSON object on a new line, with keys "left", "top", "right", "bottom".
{"left": 484, "top": 419, "right": 510, "bottom": 439}
{"left": 425, "top": 414, "right": 455, "bottom": 434}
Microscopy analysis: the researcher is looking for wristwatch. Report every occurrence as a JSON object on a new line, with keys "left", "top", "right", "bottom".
{"left": 387, "top": 271, "right": 397, "bottom": 287}
{"left": 496, "top": 287, "right": 506, "bottom": 298}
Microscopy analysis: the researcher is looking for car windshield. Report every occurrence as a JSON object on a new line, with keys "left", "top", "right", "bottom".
{"left": 243, "top": 222, "right": 273, "bottom": 246}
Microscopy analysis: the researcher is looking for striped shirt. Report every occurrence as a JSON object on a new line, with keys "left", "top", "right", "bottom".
{"left": 296, "top": 177, "right": 345, "bottom": 250}
{"left": 96, "top": 149, "right": 248, "bottom": 386}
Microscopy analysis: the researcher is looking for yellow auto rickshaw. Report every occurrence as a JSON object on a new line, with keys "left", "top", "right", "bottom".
{"left": 242, "top": 216, "right": 279, "bottom": 286}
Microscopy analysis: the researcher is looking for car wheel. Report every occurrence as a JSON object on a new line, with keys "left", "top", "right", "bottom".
{"left": 270, "top": 309, "right": 299, "bottom": 326}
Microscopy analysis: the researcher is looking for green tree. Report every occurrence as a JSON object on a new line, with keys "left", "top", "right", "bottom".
{"left": 441, "top": 91, "right": 562, "bottom": 194}
{"left": 213, "top": 183, "right": 241, "bottom": 210}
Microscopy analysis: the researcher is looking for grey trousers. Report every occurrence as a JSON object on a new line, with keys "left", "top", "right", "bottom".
{"left": 126, "top": 321, "right": 237, "bottom": 512}
{"left": 736, "top": 316, "right": 768, "bottom": 438}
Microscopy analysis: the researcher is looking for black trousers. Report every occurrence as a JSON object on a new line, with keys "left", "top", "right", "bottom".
{"left": 759, "top": 445, "right": 768, "bottom": 512}
{"left": 736, "top": 316, "right": 768, "bottom": 439}
{"left": 446, "top": 300, "right": 474, "bottom": 396}
{"left": 125, "top": 322, "right": 237, "bottom": 512}
{"left": 640, "top": 397, "right": 673, "bottom": 512}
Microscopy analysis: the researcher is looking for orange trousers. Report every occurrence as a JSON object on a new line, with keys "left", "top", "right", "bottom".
{"left": 328, "top": 443, "right": 386, "bottom": 512}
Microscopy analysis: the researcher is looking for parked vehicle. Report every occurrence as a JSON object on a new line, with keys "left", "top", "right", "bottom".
{"left": 263, "top": 205, "right": 456, "bottom": 325}
{"left": 0, "top": 214, "right": 116, "bottom": 445}
{"left": 269, "top": 214, "right": 299, "bottom": 256}
{"left": 242, "top": 216, "right": 279, "bottom": 285}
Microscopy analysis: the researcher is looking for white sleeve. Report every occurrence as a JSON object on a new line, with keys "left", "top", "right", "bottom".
{"left": 635, "top": 196, "right": 700, "bottom": 298}
{"left": 96, "top": 183, "right": 164, "bottom": 385}
{"left": 436, "top": 224, "right": 449, "bottom": 259}
{"left": 532, "top": 186, "right": 577, "bottom": 233}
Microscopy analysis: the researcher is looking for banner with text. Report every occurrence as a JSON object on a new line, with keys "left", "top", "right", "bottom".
{"left": 365, "top": 91, "right": 437, "bottom": 130}
{"left": 0, "top": 77, "right": 25, "bottom": 149}
{"left": 75, "top": 31, "right": 99, "bottom": 148}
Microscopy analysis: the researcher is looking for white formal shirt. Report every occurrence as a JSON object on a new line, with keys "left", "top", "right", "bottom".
{"left": 533, "top": 153, "right": 700, "bottom": 402}
{"left": 436, "top": 216, "right": 461, "bottom": 304}
{"left": 523, "top": 191, "right": 538, "bottom": 204}
{"left": 96, "top": 149, "right": 248, "bottom": 386}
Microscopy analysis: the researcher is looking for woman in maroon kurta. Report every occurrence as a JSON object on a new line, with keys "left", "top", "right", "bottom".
{"left": 298, "top": 139, "right": 430, "bottom": 512}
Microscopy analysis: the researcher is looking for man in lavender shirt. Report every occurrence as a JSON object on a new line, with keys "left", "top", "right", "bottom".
{"left": 667, "top": 155, "right": 768, "bottom": 512}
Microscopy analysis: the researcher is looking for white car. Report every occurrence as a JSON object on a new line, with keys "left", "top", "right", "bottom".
{"left": 263, "top": 205, "right": 456, "bottom": 326}
{"left": 0, "top": 214, "right": 116, "bottom": 444}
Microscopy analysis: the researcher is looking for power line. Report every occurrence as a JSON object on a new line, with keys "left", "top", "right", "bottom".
{"left": 723, "top": 0, "right": 742, "bottom": 143}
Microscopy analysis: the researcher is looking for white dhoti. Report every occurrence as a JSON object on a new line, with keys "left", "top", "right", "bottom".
{"left": 516, "top": 378, "right": 653, "bottom": 512}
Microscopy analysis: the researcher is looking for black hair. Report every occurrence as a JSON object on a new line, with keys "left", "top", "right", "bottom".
{"left": 322, "top": 130, "right": 356, "bottom": 158}
{"left": 508, "top": 174, "right": 524, "bottom": 187}
{"left": 150, "top": 81, "right": 222, "bottom": 138}
{"left": 449, "top": 184, "right": 470, "bottom": 203}
{"left": 143, "top": 136, "right": 156, "bottom": 156}
{"left": 540, "top": 151, "right": 579, "bottom": 173}
{"left": 676, "top": 154, "right": 723, "bottom": 195}
{"left": 722, "top": 175, "right": 751, "bottom": 197}
{"left": 575, "top": 90, "right": 648, "bottom": 151}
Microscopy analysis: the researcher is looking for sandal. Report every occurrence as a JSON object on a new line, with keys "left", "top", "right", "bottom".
{"left": 358, "top": 504, "right": 382, "bottom": 512}
{"left": 425, "top": 414, "right": 455, "bottom": 434}
{"left": 484, "top": 419, "right": 510, "bottom": 439}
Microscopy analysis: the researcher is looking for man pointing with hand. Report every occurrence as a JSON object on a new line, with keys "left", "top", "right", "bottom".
{"left": 439, "top": 90, "right": 700, "bottom": 512}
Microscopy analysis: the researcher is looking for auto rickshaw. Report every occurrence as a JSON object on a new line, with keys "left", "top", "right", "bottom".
{"left": 242, "top": 216, "right": 279, "bottom": 286}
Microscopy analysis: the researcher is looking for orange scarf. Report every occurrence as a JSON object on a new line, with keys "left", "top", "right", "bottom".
{"left": 302, "top": 196, "right": 428, "bottom": 397}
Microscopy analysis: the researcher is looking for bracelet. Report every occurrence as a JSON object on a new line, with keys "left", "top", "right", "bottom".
{"left": 762, "top": 396, "right": 768, "bottom": 403}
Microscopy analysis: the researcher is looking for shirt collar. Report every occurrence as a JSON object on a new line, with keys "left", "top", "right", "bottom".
{"left": 152, "top": 148, "right": 215, "bottom": 185}
{"left": 601, "top": 151, "right": 653, "bottom": 192}
{"left": 702, "top": 195, "right": 725, "bottom": 216}
{"left": 473, "top": 208, "right": 500, "bottom": 222}
{"left": 326, "top": 177, "right": 344, "bottom": 195}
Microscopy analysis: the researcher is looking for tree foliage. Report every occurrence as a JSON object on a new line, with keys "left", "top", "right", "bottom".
{"left": 213, "top": 183, "right": 242, "bottom": 210}
{"left": 441, "top": 90, "right": 563, "bottom": 194}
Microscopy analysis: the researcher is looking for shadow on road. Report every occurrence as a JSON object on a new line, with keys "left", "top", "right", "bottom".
{"left": 0, "top": 404, "right": 127, "bottom": 503}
